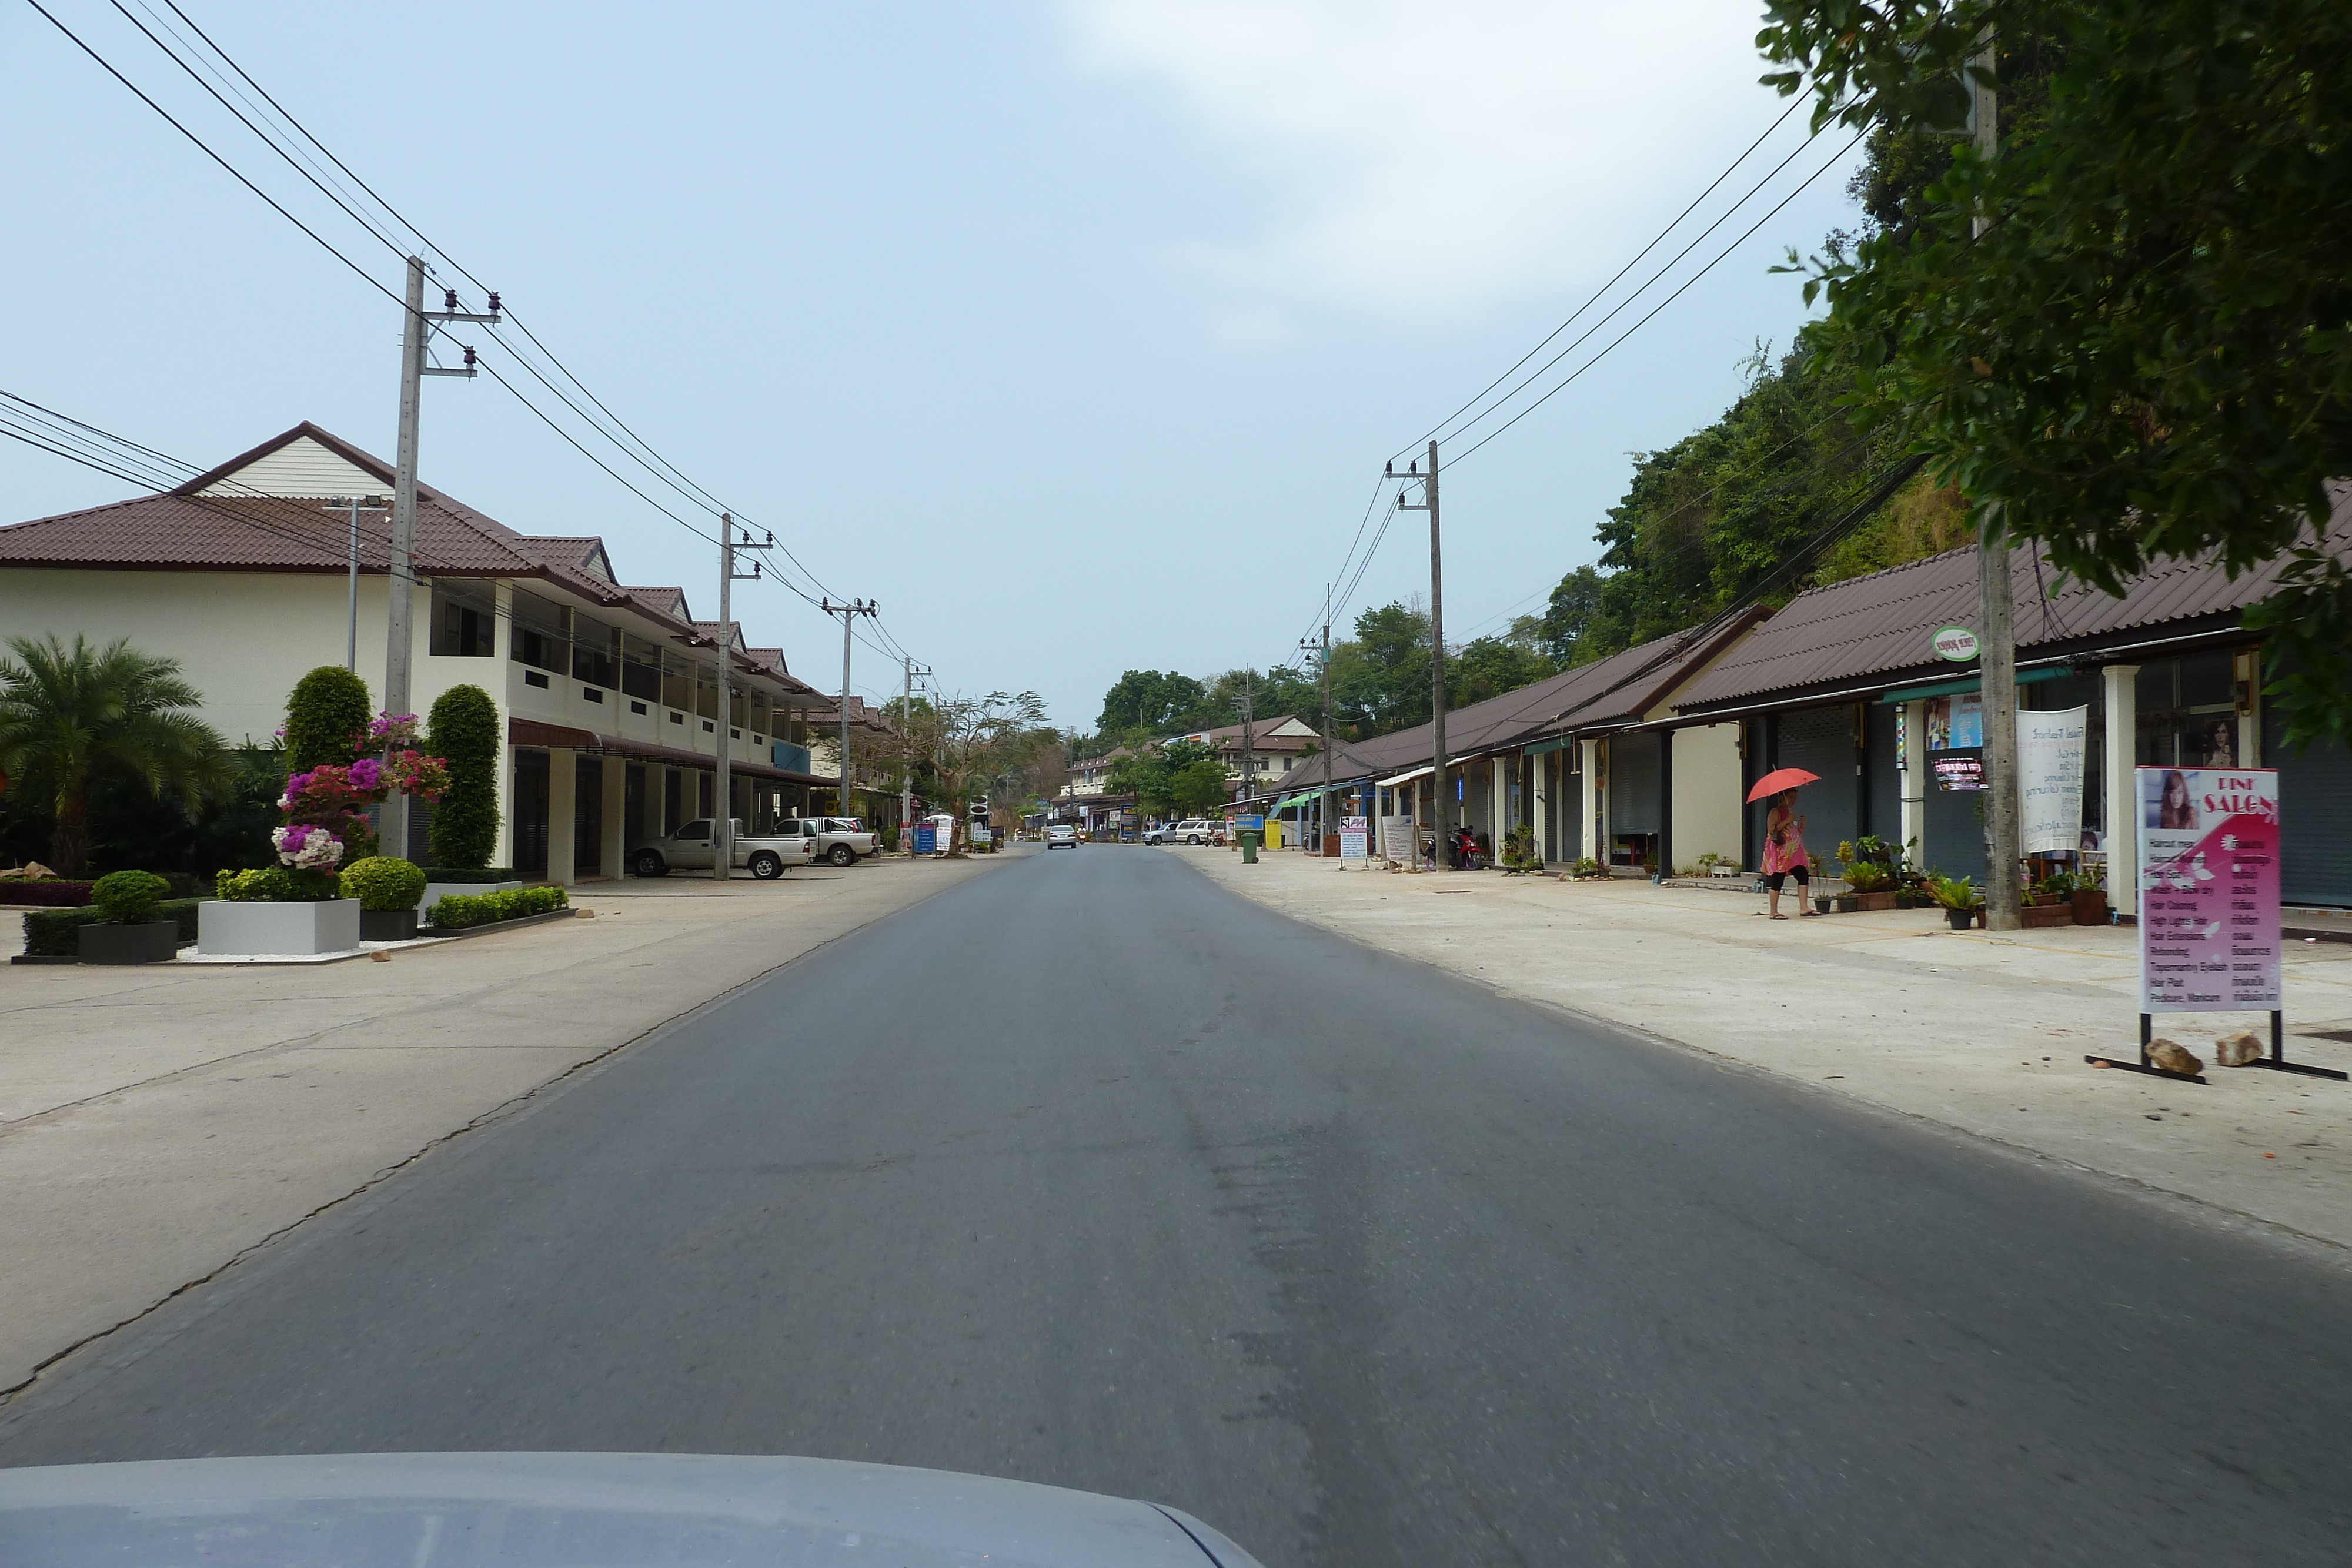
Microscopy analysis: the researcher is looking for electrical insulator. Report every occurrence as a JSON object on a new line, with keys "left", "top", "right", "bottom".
{"left": 444, "top": 289, "right": 459, "bottom": 310}
{"left": 487, "top": 292, "right": 501, "bottom": 313}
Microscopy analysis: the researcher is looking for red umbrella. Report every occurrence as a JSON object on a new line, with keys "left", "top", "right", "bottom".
{"left": 1746, "top": 767, "right": 1820, "bottom": 803}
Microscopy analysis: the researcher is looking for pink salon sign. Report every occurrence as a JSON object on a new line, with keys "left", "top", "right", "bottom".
{"left": 2138, "top": 767, "right": 2281, "bottom": 1012}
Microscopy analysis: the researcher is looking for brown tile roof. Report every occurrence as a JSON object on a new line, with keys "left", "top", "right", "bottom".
{"left": 1264, "top": 612, "right": 1768, "bottom": 793}
{"left": 0, "top": 422, "right": 816, "bottom": 695}
{"left": 1673, "top": 483, "right": 2352, "bottom": 712}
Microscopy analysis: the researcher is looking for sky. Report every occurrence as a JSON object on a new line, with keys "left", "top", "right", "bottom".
{"left": 0, "top": 1, "right": 1867, "bottom": 730}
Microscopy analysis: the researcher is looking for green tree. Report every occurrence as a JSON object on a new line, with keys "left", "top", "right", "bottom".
{"left": 885, "top": 690, "right": 1050, "bottom": 854}
{"left": 1449, "top": 634, "right": 1556, "bottom": 708}
{"left": 283, "top": 665, "right": 372, "bottom": 771}
{"left": 0, "top": 634, "right": 231, "bottom": 876}
{"left": 1171, "top": 757, "right": 1231, "bottom": 816}
{"left": 1760, "top": 0, "right": 2352, "bottom": 745}
{"left": 426, "top": 684, "right": 501, "bottom": 868}
{"left": 1095, "top": 670, "right": 1208, "bottom": 742}
{"left": 1330, "top": 601, "right": 1434, "bottom": 737}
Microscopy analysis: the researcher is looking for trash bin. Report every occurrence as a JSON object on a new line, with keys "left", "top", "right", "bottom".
{"left": 1240, "top": 830, "right": 1260, "bottom": 864}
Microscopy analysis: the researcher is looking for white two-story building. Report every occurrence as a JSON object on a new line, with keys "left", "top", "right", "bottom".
{"left": 0, "top": 422, "right": 834, "bottom": 883}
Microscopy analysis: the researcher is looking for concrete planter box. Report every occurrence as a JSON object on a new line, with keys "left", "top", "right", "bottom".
{"left": 78, "top": 920, "right": 182, "bottom": 965}
{"left": 360, "top": 908, "right": 420, "bottom": 942}
{"left": 198, "top": 898, "right": 361, "bottom": 956}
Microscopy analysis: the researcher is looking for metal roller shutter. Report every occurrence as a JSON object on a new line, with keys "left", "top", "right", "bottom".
{"left": 2269, "top": 710, "right": 2352, "bottom": 907}
{"left": 1610, "top": 731, "right": 1662, "bottom": 834}
{"left": 1776, "top": 706, "right": 1858, "bottom": 858}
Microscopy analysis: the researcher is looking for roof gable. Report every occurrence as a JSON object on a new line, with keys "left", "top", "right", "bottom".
{"left": 185, "top": 424, "right": 393, "bottom": 499}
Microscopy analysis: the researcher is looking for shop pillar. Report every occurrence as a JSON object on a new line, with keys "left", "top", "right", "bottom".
{"left": 546, "top": 746, "right": 577, "bottom": 888}
{"left": 2102, "top": 664, "right": 2139, "bottom": 918}
{"left": 1899, "top": 700, "right": 1928, "bottom": 871}
{"left": 600, "top": 755, "right": 627, "bottom": 879}
{"left": 1578, "top": 738, "right": 1603, "bottom": 862}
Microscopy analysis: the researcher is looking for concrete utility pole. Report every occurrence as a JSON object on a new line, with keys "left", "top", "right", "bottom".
{"left": 709, "top": 514, "right": 766, "bottom": 881}
{"left": 382, "top": 256, "right": 497, "bottom": 862}
{"left": 1301, "top": 591, "right": 1332, "bottom": 854}
{"left": 1392, "top": 440, "right": 1446, "bottom": 865}
{"left": 323, "top": 495, "right": 388, "bottom": 671}
{"left": 1241, "top": 670, "right": 1255, "bottom": 810}
{"left": 1969, "top": 34, "right": 2022, "bottom": 932}
{"left": 823, "top": 598, "right": 878, "bottom": 824}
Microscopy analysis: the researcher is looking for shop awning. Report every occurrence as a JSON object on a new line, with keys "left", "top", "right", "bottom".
{"left": 1375, "top": 764, "right": 1435, "bottom": 788}
{"left": 1876, "top": 666, "right": 2076, "bottom": 704}
{"left": 1272, "top": 791, "right": 1316, "bottom": 812}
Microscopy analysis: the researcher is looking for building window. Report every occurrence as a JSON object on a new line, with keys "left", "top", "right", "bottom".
{"left": 630, "top": 700, "right": 648, "bottom": 716}
{"left": 620, "top": 634, "right": 662, "bottom": 703}
{"left": 582, "top": 686, "right": 603, "bottom": 703}
{"left": 430, "top": 584, "right": 495, "bottom": 657}
{"left": 510, "top": 589, "right": 569, "bottom": 674}
{"left": 669, "top": 711, "right": 684, "bottom": 725}
{"left": 524, "top": 670, "right": 550, "bottom": 689}
{"left": 572, "top": 618, "right": 620, "bottom": 690}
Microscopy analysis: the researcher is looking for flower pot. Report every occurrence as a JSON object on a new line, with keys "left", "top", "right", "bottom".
{"left": 1894, "top": 891, "right": 1916, "bottom": 909}
{"left": 1812, "top": 895, "right": 1835, "bottom": 914}
{"left": 1834, "top": 893, "right": 1861, "bottom": 914}
{"left": 2071, "top": 888, "right": 2109, "bottom": 925}
{"left": 77, "top": 920, "right": 182, "bottom": 964}
{"left": 1945, "top": 906, "right": 1975, "bottom": 931}
{"left": 360, "top": 907, "right": 419, "bottom": 942}
{"left": 198, "top": 897, "right": 362, "bottom": 956}
{"left": 1975, "top": 905, "right": 1987, "bottom": 928}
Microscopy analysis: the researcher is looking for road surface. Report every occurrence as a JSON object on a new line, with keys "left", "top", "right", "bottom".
{"left": 2, "top": 845, "right": 2346, "bottom": 1565}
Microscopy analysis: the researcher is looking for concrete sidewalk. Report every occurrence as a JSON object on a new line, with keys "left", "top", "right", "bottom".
{"left": 0, "top": 854, "right": 1010, "bottom": 1395}
{"left": 1173, "top": 846, "right": 2352, "bottom": 1250}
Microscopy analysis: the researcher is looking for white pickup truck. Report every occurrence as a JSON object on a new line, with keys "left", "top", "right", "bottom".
{"left": 774, "top": 817, "right": 881, "bottom": 866}
{"left": 629, "top": 818, "right": 816, "bottom": 880}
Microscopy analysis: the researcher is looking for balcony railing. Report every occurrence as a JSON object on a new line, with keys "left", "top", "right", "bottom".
{"left": 773, "top": 741, "right": 814, "bottom": 773}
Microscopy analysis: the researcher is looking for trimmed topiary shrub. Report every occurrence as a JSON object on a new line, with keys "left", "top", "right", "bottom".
{"left": 24, "top": 898, "right": 201, "bottom": 955}
{"left": 425, "top": 884, "right": 568, "bottom": 929}
{"left": 215, "top": 865, "right": 294, "bottom": 902}
{"left": 340, "top": 855, "right": 427, "bottom": 911}
{"left": 283, "top": 666, "right": 372, "bottom": 773}
{"left": 426, "top": 684, "right": 500, "bottom": 869}
{"left": 90, "top": 869, "right": 170, "bottom": 924}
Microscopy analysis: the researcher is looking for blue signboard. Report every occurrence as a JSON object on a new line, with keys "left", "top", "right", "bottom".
{"left": 913, "top": 823, "right": 937, "bottom": 854}
{"left": 1235, "top": 814, "right": 1264, "bottom": 831}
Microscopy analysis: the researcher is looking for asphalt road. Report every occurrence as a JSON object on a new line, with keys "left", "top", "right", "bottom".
{"left": 3, "top": 845, "right": 2347, "bottom": 1566}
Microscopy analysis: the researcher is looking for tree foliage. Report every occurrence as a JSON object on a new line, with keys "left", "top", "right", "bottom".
{"left": 881, "top": 690, "right": 1051, "bottom": 854}
{"left": 0, "top": 634, "right": 231, "bottom": 875}
{"left": 1759, "top": 0, "right": 2352, "bottom": 745}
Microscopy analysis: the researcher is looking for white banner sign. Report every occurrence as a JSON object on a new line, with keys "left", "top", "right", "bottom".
{"left": 2017, "top": 706, "right": 2088, "bottom": 854}
{"left": 1378, "top": 815, "right": 1416, "bottom": 864}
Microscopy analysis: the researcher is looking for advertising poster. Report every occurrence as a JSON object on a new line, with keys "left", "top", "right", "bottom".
{"left": 1379, "top": 815, "right": 1416, "bottom": 864}
{"left": 2017, "top": 707, "right": 2088, "bottom": 853}
{"left": 913, "top": 823, "right": 937, "bottom": 854}
{"left": 1926, "top": 692, "right": 1984, "bottom": 791}
{"left": 1339, "top": 815, "right": 1369, "bottom": 860}
{"left": 2139, "top": 768, "right": 2281, "bottom": 1012}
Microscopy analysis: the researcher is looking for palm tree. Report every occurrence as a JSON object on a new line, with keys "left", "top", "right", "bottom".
{"left": 0, "top": 634, "right": 230, "bottom": 876}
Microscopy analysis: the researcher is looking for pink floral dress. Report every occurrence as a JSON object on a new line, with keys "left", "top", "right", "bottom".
{"left": 1762, "top": 805, "right": 1808, "bottom": 875}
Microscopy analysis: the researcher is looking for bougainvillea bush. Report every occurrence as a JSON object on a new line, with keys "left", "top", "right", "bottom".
{"left": 220, "top": 701, "right": 452, "bottom": 901}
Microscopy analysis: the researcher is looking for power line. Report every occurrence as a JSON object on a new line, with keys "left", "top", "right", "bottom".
{"left": 1395, "top": 93, "right": 1815, "bottom": 463}
{"left": 1447, "top": 125, "right": 1869, "bottom": 467}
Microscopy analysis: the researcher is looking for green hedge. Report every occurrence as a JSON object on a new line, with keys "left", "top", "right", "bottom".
{"left": 425, "top": 884, "right": 570, "bottom": 930}
{"left": 417, "top": 865, "right": 516, "bottom": 883}
{"left": 23, "top": 899, "right": 202, "bottom": 957}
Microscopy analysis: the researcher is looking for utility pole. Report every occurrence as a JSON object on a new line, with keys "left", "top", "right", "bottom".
{"left": 323, "top": 495, "right": 388, "bottom": 671}
{"left": 1392, "top": 440, "right": 1446, "bottom": 867}
{"left": 1969, "top": 34, "right": 2022, "bottom": 932}
{"left": 823, "top": 598, "right": 878, "bottom": 824}
{"left": 1241, "top": 670, "right": 1255, "bottom": 814}
{"left": 711, "top": 514, "right": 765, "bottom": 881}
{"left": 1301, "top": 591, "right": 1332, "bottom": 855}
{"left": 381, "top": 256, "right": 497, "bottom": 862}
{"left": 900, "top": 656, "right": 932, "bottom": 855}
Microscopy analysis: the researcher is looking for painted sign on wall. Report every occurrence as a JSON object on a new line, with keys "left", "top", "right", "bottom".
{"left": 2139, "top": 767, "right": 2281, "bottom": 1012}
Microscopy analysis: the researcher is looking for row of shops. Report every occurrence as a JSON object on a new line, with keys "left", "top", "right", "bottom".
{"left": 1258, "top": 500, "right": 2352, "bottom": 912}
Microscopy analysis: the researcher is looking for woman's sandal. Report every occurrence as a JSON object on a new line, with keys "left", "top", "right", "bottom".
{"left": 1769, "top": 912, "right": 1788, "bottom": 919}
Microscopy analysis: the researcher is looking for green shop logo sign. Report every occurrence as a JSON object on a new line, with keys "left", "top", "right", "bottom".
{"left": 1931, "top": 626, "right": 1980, "bottom": 663}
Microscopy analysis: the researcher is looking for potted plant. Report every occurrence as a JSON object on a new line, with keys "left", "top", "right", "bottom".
{"left": 1926, "top": 872, "right": 1981, "bottom": 932}
{"left": 199, "top": 830, "right": 360, "bottom": 955}
{"left": 342, "top": 855, "right": 427, "bottom": 941}
{"left": 76, "top": 870, "right": 181, "bottom": 964}
{"left": 2070, "top": 864, "right": 2109, "bottom": 925}
{"left": 2023, "top": 870, "right": 2077, "bottom": 928}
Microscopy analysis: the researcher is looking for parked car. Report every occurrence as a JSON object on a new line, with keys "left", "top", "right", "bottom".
{"left": 774, "top": 817, "right": 880, "bottom": 866}
{"left": 1149, "top": 818, "right": 1218, "bottom": 846}
{"left": 1045, "top": 824, "right": 1080, "bottom": 849}
{"left": 630, "top": 818, "right": 816, "bottom": 880}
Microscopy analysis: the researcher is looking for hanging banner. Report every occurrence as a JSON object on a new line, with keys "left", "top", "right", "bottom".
{"left": 2139, "top": 768, "right": 2281, "bottom": 1012}
{"left": 1339, "top": 815, "right": 1369, "bottom": 860}
{"left": 2017, "top": 706, "right": 2088, "bottom": 853}
{"left": 1926, "top": 692, "right": 1984, "bottom": 790}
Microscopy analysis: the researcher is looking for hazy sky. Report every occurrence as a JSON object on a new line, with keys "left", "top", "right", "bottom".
{"left": 0, "top": 1, "right": 1866, "bottom": 728}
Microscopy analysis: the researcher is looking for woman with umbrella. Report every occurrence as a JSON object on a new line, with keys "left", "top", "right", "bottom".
{"left": 1748, "top": 767, "right": 1822, "bottom": 918}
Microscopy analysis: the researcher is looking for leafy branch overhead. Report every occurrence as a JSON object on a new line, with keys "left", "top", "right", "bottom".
{"left": 1758, "top": 0, "right": 2352, "bottom": 746}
